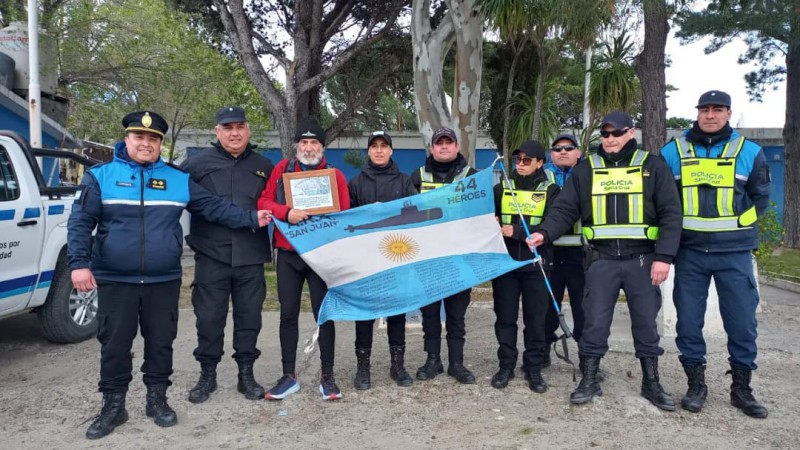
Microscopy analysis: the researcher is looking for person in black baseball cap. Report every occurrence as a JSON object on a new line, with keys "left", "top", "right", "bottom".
{"left": 491, "top": 139, "right": 560, "bottom": 393}
{"left": 658, "top": 89, "right": 771, "bottom": 418}
{"left": 180, "top": 104, "right": 274, "bottom": 405}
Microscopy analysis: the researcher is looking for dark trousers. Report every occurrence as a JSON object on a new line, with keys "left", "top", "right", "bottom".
{"left": 420, "top": 289, "right": 471, "bottom": 364}
{"left": 674, "top": 248, "right": 759, "bottom": 369}
{"left": 546, "top": 263, "right": 585, "bottom": 343}
{"left": 96, "top": 280, "right": 180, "bottom": 393}
{"left": 355, "top": 314, "right": 406, "bottom": 350}
{"left": 276, "top": 249, "right": 335, "bottom": 374}
{"left": 492, "top": 268, "right": 549, "bottom": 370}
{"left": 191, "top": 253, "right": 266, "bottom": 365}
{"left": 580, "top": 254, "right": 664, "bottom": 359}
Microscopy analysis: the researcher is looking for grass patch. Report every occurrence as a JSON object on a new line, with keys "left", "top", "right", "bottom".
{"left": 518, "top": 426, "right": 534, "bottom": 435}
{"left": 760, "top": 247, "right": 800, "bottom": 282}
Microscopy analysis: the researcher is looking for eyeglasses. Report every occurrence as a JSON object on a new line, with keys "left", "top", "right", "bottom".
{"left": 514, "top": 156, "right": 533, "bottom": 166}
{"left": 551, "top": 145, "right": 577, "bottom": 152}
{"left": 600, "top": 128, "right": 630, "bottom": 138}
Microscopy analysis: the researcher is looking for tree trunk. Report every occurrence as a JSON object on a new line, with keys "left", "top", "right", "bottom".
{"left": 783, "top": 20, "right": 800, "bottom": 248}
{"left": 634, "top": 0, "right": 669, "bottom": 155}
{"left": 501, "top": 45, "right": 521, "bottom": 160}
{"left": 411, "top": 0, "right": 454, "bottom": 149}
{"left": 531, "top": 49, "right": 546, "bottom": 142}
{"left": 448, "top": 0, "right": 483, "bottom": 167}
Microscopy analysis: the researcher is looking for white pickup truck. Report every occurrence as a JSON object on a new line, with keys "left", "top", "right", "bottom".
{"left": 0, "top": 131, "right": 98, "bottom": 343}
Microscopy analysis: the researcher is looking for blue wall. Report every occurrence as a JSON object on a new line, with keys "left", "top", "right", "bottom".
{"left": 762, "top": 146, "right": 785, "bottom": 220}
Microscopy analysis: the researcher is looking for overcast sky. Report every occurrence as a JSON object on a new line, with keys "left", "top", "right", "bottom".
{"left": 664, "top": 32, "right": 786, "bottom": 129}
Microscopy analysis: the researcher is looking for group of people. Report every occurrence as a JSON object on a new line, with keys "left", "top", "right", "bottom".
{"left": 67, "top": 89, "right": 771, "bottom": 440}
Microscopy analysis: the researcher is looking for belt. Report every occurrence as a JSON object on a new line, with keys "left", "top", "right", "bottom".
{"left": 598, "top": 252, "right": 649, "bottom": 261}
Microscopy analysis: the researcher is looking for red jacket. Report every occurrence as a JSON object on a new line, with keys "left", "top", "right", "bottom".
{"left": 258, "top": 157, "right": 350, "bottom": 251}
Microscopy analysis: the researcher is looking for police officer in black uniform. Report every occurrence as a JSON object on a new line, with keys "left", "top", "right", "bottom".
{"left": 180, "top": 106, "right": 275, "bottom": 403}
{"left": 349, "top": 131, "right": 418, "bottom": 390}
{"left": 529, "top": 112, "right": 682, "bottom": 409}
{"left": 69, "top": 111, "right": 270, "bottom": 439}
{"left": 491, "top": 140, "right": 560, "bottom": 392}
{"left": 410, "top": 127, "right": 478, "bottom": 384}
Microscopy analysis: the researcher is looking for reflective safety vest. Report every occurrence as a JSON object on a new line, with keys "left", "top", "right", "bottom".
{"left": 419, "top": 166, "right": 468, "bottom": 192}
{"left": 675, "top": 136, "right": 758, "bottom": 232}
{"left": 544, "top": 167, "right": 582, "bottom": 247}
{"left": 499, "top": 178, "right": 553, "bottom": 226}
{"left": 582, "top": 150, "right": 659, "bottom": 241}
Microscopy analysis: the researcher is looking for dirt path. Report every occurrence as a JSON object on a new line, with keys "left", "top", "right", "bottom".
{"left": 0, "top": 279, "right": 798, "bottom": 449}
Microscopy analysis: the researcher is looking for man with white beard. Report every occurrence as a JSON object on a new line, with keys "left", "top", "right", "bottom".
{"left": 257, "top": 117, "right": 351, "bottom": 401}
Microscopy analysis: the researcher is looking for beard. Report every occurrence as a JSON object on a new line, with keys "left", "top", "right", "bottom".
{"left": 297, "top": 151, "right": 323, "bottom": 166}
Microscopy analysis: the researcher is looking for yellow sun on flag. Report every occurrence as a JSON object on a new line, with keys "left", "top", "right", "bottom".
{"left": 379, "top": 234, "right": 420, "bottom": 263}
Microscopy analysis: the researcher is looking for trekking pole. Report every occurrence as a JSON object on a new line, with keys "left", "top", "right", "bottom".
{"left": 495, "top": 155, "right": 576, "bottom": 379}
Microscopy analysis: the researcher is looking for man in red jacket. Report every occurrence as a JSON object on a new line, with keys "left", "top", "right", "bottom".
{"left": 257, "top": 117, "right": 350, "bottom": 401}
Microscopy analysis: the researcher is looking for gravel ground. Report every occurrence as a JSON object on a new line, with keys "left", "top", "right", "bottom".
{"left": 0, "top": 271, "right": 798, "bottom": 450}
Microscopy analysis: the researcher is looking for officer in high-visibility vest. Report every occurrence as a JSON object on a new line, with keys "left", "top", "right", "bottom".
{"left": 660, "top": 90, "right": 771, "bottom": 418}
{"left": 410, "top": 126, "right": 478, "bottom": 384}
{"left": 543, "top": 134, "right": 585, "bottom": 364}
{"left": 490, "top": 140, "right": 560, "bottom": 392}
{"left": 528, "top": 111, "right": 682, "bottom": 410}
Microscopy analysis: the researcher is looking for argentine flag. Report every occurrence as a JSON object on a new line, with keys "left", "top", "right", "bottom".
{"left": 273, "top": 167, "right": 532, "bottom": 324}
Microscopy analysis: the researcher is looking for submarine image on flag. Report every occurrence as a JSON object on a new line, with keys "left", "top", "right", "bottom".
{"left": 345, "top": 201, "right": 443, "bottom": 232}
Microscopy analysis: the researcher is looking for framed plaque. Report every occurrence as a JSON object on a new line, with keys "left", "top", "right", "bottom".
{"left": 282, "top": 168, "right": 341, "bottom": 214}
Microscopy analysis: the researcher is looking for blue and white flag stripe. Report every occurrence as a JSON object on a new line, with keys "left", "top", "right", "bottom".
{"left": 273, "top": 167, "right": 531, "bottom": 324}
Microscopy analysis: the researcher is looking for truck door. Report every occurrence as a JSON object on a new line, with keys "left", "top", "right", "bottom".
{"left": 0, "top": 140, "right": 46, "bottom": 315}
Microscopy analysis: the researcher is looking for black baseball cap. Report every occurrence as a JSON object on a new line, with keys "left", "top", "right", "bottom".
{"left": 431, "top": 127, "right": 458, "bottom": 143}
{"left": 551, "top": 133, "right": 579, "bottom": 148}
{"left": 696, "top": 90, "right": 731, "bottom": 108}
{"left": 216, "top": 106, "right": 247, "bottom": 125}
{"left": 122, "top": 111, "right": 168, "bottom": 138}
{"left": 512, "top": 140, "right": 546, "bottom": 161}
{"left": 600, "top": 111, "right": 634, "bottom": 130}
{"left": 295, "top": 117, "right": 326, "bottom": 145}
{"left": 367, "top": 130, "right": 393, "bottom": 148}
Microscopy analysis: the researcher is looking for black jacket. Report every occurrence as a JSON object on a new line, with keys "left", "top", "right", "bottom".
{"left": 410, "top": 153, "right": 478, "bottom": 190}
{"left": 348, "top": 159, "right": 417, "bottom": 207}
{"left": 180, "top": 142, "right": 274, "bottom": 266}
{"left": 494, "top": 168, "right": 560, "bottom": 269}
{"left": 538, "top": 140, "right": 682, "bottom": 263}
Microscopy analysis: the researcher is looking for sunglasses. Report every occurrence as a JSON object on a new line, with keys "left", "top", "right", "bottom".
{"left": 514, "top": 156, "right": 533, "bottom": 166}
{"left": 551, "top": 145, "right": 577, "bottom": 152}
{"left": 600, "top": 128, "right": 630, "bottom": 138}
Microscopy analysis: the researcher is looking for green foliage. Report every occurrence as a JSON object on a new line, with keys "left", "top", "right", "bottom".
{"left": 755, "top": 202, "right": 784, "bottom": 269}
{"left": 666, "top": 117, "right": 693, "bottom": 128}
{"left": 589, "top": 32, "right": 640, "bottom": 115}
{"left": 343, "top": 149, "right": 368, "bottom": 169}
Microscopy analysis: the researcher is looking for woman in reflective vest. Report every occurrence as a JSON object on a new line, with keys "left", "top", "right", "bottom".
{"left": 490, "top": 140, "right": 560, "bottom": 392}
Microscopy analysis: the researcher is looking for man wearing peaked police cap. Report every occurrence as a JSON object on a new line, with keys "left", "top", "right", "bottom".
{"left": 180, "top": 106, "right": 275, "bottom": 405}
{"left": 409, "top": 126, "right": 479, "bottom": 385}
{"left": 660, "top": 90, "right": 771, "bottom": 418}
{"left": 542, "top": 133, "right": 586, "bottom": 366}
{"left": 68, "top": 111, "right": 272, "bottom": 439}
{"left": 257, "top": 117, "right": 351, "bottom": 401}
{"left": 528, "top": 111, "right": 683, "bottom": 410}
{"left": 349, "top": 130, "right": 418, "bottom": 390}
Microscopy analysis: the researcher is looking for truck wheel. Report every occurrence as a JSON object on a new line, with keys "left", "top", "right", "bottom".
{"left": 38, "top": 256, "right": 98, "bottom": 343}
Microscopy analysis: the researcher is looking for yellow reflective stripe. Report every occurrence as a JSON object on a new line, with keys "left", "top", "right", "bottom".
{"left": 530, "top": 217, "right": 542, "bottom": 225}
{"left": 721, "top": 136, "right": 746, "bottom": 158}
{"left": 739, "top": 206, "right": 758, "bottom": 226}
{"left": 683, "top": 216, "right": 750, "bottom": 231}
{"left": 501, "top": 214, "right": 512, "bottom": 224}
{"left": 582, "top": 225, "right": 657, "bottom": 240}
{"left": 720, "top": 187, "right": 735, "bottom": 217}
{"left": 628, "top": 193, "right": 643, "bottom": 223}
{"left": 588, "top": 154, "right": 604, "bottom": 168}
{"left": 593, "top": 195, "right": 605, "bottom": 225}
{"left": 683, "top": 186, "right": 699, "bottom": 216}
{"left": 419, "top": 167, "right": 433, "bottom": 183}
{"left": 553, "top": 235, "right": 583, "bottom": 246}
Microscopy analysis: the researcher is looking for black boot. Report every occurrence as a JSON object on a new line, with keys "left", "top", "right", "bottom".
{"left": 237, "top": 361, "right": 265, "bottom": 400}
{"left": 353, "top": 348, "right": 372, "bottom": 390}
{"left": 640, "top": 357, "right": 676, "bottom": 411}
{"left": 490, "top": 368, "right": 514, "bottom": 389}
{"left": 570, "top": 355, "right": 602, "bottom": 404}
{"left": 146, "top": 385, "right": 178, "bottom": 427}
{"left": 447, "top": 362, "right": 476, "bottom": 384}
{"left": 86, "top": 392, "right": 128, "bottom": 440}
{"left": 416, "top": 353, "right": 444, "bottom": 381}
{"left": 188, "top": 363, "right": 217, "bottom": 404}
{"left": 681, "top": 365, "right": 708, "bottom": 413}
{"left": 729, "top": 367, "right": 768, "bottom": 418}
{"left": 579, "top": 357, "right": 605, "bottom": 382}
{"left": 389, "top": 346, "right": 413, "bottom": 387}
{"left": 525, "top": 368, "right": 548, "bottom": 393}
